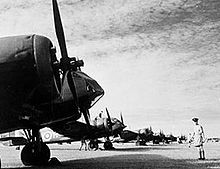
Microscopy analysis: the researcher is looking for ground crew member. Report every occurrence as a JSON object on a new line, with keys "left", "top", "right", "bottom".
{"left": 191, "top": 117, "right": 206, "bottom": 160}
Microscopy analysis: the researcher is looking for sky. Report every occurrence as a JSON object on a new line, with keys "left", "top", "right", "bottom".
{"left": 0, "top": 0, "right": 220, "bottom": 137}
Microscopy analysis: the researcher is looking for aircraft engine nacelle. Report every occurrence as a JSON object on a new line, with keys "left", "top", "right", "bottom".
{"left": 0, "top": 34, "right": 60, "bottom": 106}
{"left": 92, "top": 118, "right": 105, "bottom": 129}
{"left": 138, "top": 129, "right": 147, "bottom": 135}
{"left": 33, "top": 34, "right": 61, "bottom": 103}
{"left": 0, "top": 35, "right": 61, "bottom": 131}
{"left": 92, "top": 118, "right": 111, "bottom": 132}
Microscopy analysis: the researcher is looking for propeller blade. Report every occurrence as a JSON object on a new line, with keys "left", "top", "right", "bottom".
{"left": 105, "top": 108, "right": 113, "bottom": 130}
{"left": 120, "top": 112, "right": 124, "bottom": 125}
{"left": 52, "top": 0, "right": 69, "bottom": 72}
{"left": 82, "top": 109, "right": 91, "bottom": 127}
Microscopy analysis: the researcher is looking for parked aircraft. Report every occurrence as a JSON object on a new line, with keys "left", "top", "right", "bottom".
{"left": 0, "top": 108, "right": 126, "bottom": 150}
{"left": 152, "top": 131, "right": 183, "bottom": 144}
{"left": 112, "top": 117, "right": 178, "bottom": 145}
{"left": 49, "top": 108, "right": 126, "bottom": 150}
{"left": 0, "top": 0, "right": 104, "bottom": 165}
{"left": 114, "top": 128, "right": 179, "bottom": 145}
{"left": 114, "top": 127, "right": 154, "bottom": 145}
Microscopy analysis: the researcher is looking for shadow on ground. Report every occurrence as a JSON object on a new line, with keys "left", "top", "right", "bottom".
{"left": 50, "top": 144, "right": 178, "bottom": 152}
{"left": 63, "top": 154, "right": 220, "bottom": 169}
{"left": 4, "top": 154, "right": 220, "bottom": 169}
{"left": 108, "top": 145, "right": 180, "bottom": 152}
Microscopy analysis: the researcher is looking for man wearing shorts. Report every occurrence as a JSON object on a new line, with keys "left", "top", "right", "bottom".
{"left": 191, "top": 117, "right": 205, "bottom": 160}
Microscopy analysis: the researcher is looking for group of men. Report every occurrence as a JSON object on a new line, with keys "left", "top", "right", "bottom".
{"left": 79, "top": 138, "right": 89, "bottom": 151}
{"left": 79, "top": 138, "right": 99, "bottom": 151}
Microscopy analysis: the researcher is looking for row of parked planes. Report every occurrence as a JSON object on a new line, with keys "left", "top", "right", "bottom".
{"left": 0, "top": 0, "right": 186, "bottom": 166}
{"left": 0, "top": 108, "right": 186, "bottom": 150}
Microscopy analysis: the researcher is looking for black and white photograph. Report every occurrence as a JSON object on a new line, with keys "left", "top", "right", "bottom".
{"left": 0, "top": 0, "right": 219, "bottom": 168}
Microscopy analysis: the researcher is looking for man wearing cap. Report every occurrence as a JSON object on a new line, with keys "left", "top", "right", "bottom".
{"left": 191, "top": 117, "right": 206, "bottom": 160}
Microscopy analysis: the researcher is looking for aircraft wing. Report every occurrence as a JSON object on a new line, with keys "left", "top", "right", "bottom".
{"left": 0, "top": 128, "right": 80, "bottom": 146}
{"left": 0, "top": 136, "right": 28, "bottom": 146}
{"left": 49, "top": 120, "right": 114, "bottom": 141}
{"left": 118, "top": 130, "right": 139, "bottom": 143}
{"left": 43, "top": 138, "right": 78, "bottom": 145}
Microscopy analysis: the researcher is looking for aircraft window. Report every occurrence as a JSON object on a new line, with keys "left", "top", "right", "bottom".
{"left": 86, "top": 83, "right": 96, "bottom": 93}
{"left": 86, "top": 84, "right": 93, "bottom": 92}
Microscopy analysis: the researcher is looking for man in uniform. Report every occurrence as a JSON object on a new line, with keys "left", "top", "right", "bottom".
{"left": 191, "top": 117, "right": 206, "bottom": 160}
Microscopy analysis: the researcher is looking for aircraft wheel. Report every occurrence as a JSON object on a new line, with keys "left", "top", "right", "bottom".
{"left": 136, "top": 140, "right": 146, "bottom": 146}
{"left": 21, "top": 142, "right": 50, "bottom": 166}
{"left": 104, "top": 140, "right": 113, "bottom": 150}
{"left": 153, "top": 140, "right": 160, "bottom": 144}
{"left": 89, "top": 140, "right": 98, "bottom": 150}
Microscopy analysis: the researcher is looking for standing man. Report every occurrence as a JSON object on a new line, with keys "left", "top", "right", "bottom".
{"left": 79, "top": 136, "right": 88, "bottom": 151}
{"left": 191, "top": 117, "right": 206, "bottom": 160}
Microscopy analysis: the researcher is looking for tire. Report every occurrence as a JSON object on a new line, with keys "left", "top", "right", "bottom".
{"left": 136, "top": 140, "right": 146, "bottom": 146}
{"left": 89, "top": 140, "right": 98, "bottom": 150}
{"left": 104, "top": 141, "right": 113, "bottom": 150}
{"left": 21, "top": 142, "right": 50, "bottom": 166}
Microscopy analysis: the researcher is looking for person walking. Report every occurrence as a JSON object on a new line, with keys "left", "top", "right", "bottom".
{"left": 191, "top": 117, "right": 206, "bottom": 160}
{"left": 79, "top": 137, "right": 88, "bottom": 151}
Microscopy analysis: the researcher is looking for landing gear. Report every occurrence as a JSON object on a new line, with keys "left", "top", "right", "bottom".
{"left": 21, "top": 129, "right": 50, "bottom": 166}
{"left": 103, "top": 140, "right": 114, "bottom": 150}
{"left": 21, "top": 142, "right": 50, "bottom": 165}
{"left": 88, "top": 140, "right": 99, "bottom": 150}
{"left": 135, "top": 140, "right": 146, "bottom": 146}
{"left": 153, "top": 139, "right": 160, "bottom": 144}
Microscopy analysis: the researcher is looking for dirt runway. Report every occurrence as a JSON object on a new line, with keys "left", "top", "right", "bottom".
{"left": 1, "top": 142, "right": 220, "bottom": 169}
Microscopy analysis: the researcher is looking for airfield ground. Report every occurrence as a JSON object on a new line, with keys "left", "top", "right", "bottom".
{"left": 0, "top": 142, "right": 220, "bottom": 169}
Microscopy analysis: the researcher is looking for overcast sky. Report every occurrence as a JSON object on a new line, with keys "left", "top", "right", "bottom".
{"left": 0, "top": 0, "right": 220, "bottom": 137}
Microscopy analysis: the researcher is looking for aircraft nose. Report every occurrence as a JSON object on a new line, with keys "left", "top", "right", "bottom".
{"left": 73, "top": 71, "right": 104, "bottom": 109}
{"left": 85, "top": 79, "right": 104, "bottom": 107}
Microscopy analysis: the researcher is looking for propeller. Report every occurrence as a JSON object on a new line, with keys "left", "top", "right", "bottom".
{"left": 105, "top": 108, "right": 113, "bottom": 132}
{"left": 52, "top": 0, "right": 70, "bottom": 74}
{"left": 52, "top": 0, "right": 84, "bottom": 74}
{"left": 120, "top": 112, "right": 124, "bottom": 125}
{"left": 52, "top": 0, "right": 89, "bottom": 126}
{"left": 82, "top": 108, "right": 91, "bottom": 128}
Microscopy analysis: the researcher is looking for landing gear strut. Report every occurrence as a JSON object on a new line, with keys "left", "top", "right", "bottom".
{"left": 21, "top": 129, "right": 50, "bottom": 166}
